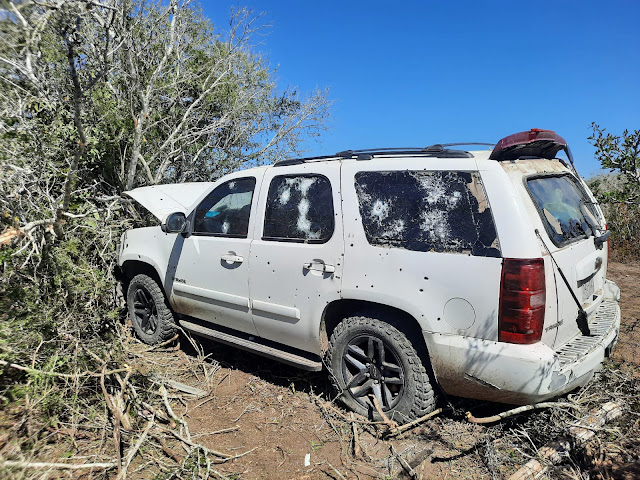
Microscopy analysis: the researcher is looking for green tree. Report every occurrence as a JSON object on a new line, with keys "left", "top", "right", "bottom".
{"left": 588, "top": 124, "right": 640, "bottom": 259}
{"left": 0, "top": 0, "right": 331, "bottom": 432}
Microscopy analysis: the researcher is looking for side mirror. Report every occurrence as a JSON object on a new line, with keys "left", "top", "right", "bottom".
{"left": 162, "top": 212, "right": 188, "bottom": 234}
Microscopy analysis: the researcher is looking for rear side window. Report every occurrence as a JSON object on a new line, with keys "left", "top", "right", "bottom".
{"left": 355, "top": 171, "right": 500, "bottom": 257}
{"left": 527, "top": 174, "right": 601, "bottom": 246}
{"left": 263, "top": 174, "right": 334, "bottom": 243}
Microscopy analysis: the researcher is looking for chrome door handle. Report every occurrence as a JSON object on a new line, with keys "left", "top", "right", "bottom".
{"left": 303, "top": 262, "right": 335, "bottom": 273}
{"left": 221, "top": 253, "right": 243, "bottom": 264}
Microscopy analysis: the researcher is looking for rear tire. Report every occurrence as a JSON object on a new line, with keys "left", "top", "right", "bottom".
{"left": 327, "top": 315, "right": 436, "bottom": 424}
{"left": 127, "top": 274, "right": 177, "bottom": 344}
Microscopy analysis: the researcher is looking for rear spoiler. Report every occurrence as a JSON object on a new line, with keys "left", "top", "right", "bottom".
{"left": 489, "top": 129, "right": 578, "bottom": 175}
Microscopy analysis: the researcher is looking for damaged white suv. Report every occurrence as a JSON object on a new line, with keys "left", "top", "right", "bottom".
{"left": 117, "top": 129, "right": 621, "bottom": 422}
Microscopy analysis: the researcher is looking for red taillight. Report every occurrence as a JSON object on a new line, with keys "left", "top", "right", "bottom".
{"left": 498, "top": 258, "right": 546, "bottom": 344}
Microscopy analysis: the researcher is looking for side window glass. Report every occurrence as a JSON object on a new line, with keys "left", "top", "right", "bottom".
{"left": 263, "top": 174, "right": 334, "bottom": 243}
{"left": 193, "top": 178, "right": 256, "bottom": 237}
{"left": 355, "top": 171, "right": 500, "bottom": 257}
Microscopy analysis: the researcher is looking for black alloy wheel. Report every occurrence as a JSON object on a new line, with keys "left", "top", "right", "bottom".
{"left": 132, "top": 286, "right": 159, "bottom": 335}
{"left": 126, "top": 273, "right": 177, "bottom": 345}
{"left": 327, "top": 315, "right": 436, "bottom": 423}
{"left": 342, "top": 334, "right": 405, "bottom": 410}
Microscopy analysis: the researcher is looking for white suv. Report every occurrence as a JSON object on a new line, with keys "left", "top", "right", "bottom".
{"left": 117, "top": 129, "right": 621, "bottom": 422}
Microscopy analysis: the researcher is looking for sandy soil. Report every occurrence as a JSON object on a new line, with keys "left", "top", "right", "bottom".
{"left": 607, "top": 261, "right": 640, "bottom": 370}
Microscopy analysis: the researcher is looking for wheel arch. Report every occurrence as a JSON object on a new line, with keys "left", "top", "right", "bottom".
{"left": 320, "top": 299, "right": 434, "bottom": 372}
{"left": 120, "top": 259, "right": 165, "bottom": 295}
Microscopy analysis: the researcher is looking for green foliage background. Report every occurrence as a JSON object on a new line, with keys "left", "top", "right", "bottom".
{"left": 587, "top": 124, "right": 640, "bottom": 261}
{"left": 0, "top": 0, "right": 329, "bottom": 436}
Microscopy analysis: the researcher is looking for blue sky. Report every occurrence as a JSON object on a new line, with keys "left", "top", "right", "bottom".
{"left": 203, "top": 1, "right": 639, "bottom": 177}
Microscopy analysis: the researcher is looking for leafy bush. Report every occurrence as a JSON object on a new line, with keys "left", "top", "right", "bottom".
{"left": 588, "top": 124, "right": 640, "bottom": 260}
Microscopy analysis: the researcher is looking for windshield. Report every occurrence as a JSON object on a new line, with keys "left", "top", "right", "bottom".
{"left": 527, "top": 175, "right": 601, "bottom": 246}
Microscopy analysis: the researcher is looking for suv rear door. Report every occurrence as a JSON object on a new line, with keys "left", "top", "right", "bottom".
{"left": 491, "top": 130, "right": 609, "bottom": 349}
{"left": 523, "top": 170, "right": 607, "bottom": 347}
{"left": 248, "top": 162, "right": 344, "bottom": 354}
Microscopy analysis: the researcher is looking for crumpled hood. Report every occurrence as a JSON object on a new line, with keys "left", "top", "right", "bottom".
{"left": 124, "top": 182, "right": 214, "bottom": 221}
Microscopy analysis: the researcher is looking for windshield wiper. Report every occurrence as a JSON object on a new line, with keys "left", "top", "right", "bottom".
{"left": 536, "top": 229, "right": 591, "bottom": 337}
{"left": 579, "top": 201, "right": 609, "bottom": 249}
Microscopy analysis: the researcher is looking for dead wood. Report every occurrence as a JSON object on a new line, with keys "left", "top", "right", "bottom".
{"left": 390, "top": 444, "right": 418, "bottom": 480}
{"left": 386, "top": 407, "right": 446, "bottom": 437}
{"left": 350, "top": 412, "right": 362, "bottom": 458}
{"left": 116, "top": 418, "right": 154, "bottom": 480}
{"left": 466, "top": 402, "right": 581, "bottom": 424}
{"left": 0, "top": 359, "right": 131, "bottom": 378}
{"left": 1, "top": 460, "right": 116, "bottom": 470}
{"left": 508, "top": 401, "right": 625, "bottom": 480}
{"left": 369, "top": 394, "right": 398, "bottom": 430}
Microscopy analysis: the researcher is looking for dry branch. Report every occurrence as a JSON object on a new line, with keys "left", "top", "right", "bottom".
{"left": 0, "top": 359, "right": 131, "bottom": 378}
{"left": 466, "top": 402, "right": 581, "bottom": 424}
{"left": 508, "top": 401, "right": 625, "bottom": 480}
{"left": 369, "top": 394, "right": 398, "bottom": 430}
{"left": 386, "top": 407, "right": 445, "bottom": 437}
{"left": 1, "top": 460, "right": 116, "bottom": 470}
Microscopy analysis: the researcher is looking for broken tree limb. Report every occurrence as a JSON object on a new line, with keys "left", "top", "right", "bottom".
{"left": 508, "top": 401, "right": 624, "bottom": 480}
{"left": 1, "top": 460, "right": 116, "bottom": 470}
{"left": 390, "top": 445, "right": 418, "bottom": 480}
{"left": 151, "top": 375, "right": 207, "bottom": 397}
{"left": 116, "top": 418, "right": 154, "bottom": 480}
{"left": 0, "top": 359, "right": 131, "bottom": 378}
{"left": 386, "top": 407, "right": 446, "bottom": 437}
{"left": 349, "top": 412, "right": 362, "bottom": 457}
{"left": 466, "top": 402, "right": 581, "bottom": 424}
{"left": 369, "top": 394, "right": 398, "bottom": 430}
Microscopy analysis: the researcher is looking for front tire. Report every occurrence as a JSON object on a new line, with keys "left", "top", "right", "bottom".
{"left": 127, "top": 274, "right": 177, "bottom": 344}
{"left": 327, "top": 315, "right": 436, "bottom": 423}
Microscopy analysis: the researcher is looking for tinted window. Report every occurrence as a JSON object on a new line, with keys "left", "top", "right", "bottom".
{"left": 355, "top": 171, "right": 500, "bottom": 256}
{"left": 193, "top": 178, "right": 255, "bottom": 237}
{"left": 263, "top": 175, "right": 334, "bottom": 243}
{"left": 528, "top": 174, "right": 601, "bottom": 246}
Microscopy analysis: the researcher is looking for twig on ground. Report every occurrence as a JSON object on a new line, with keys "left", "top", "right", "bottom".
{"left": 369, "top": 394, "right": 398, "bottom": 430}
{"left": 116, "top": 418, "right": 154, "bottom": 480}
{"left": 466, "top": 402, "right": 581, "bottom": 424}
{"left": 1, "top": 460, "right": 116, "bottom": 470}
{"left": 149, "top": 432, "right": 182, "bottom": 463}
{"left": 325, "top": 461, "right": 348, "bottom": 480}
{"left": 0, "top": 359, "right": 130, "bottom": 378}
{"left": 386, "top": 407, "right": 445, "bottom": 437}
{"left": 191, "top": 426, "right": 240, "bottom": 438}
{"left": 390, "top": 444, "right": 418, "bottom": 480}
{"left": 350, "top": 412, "right": 362, "bottom": 458}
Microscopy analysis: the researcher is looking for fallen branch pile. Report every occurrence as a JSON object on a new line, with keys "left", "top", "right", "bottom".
{"left": 0, "top": 328, "right": 252, "bottom": 480}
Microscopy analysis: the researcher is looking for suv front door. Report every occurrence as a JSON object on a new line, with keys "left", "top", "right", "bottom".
{"left": 249, "top": 163, "right": 344, "bottom": 354}
{"left": 170, "top": 175, "right": 261, "bottom": 335}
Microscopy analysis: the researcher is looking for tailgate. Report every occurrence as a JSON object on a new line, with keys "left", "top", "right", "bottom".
{"left": 504, "top": 160, "right": 608, "bottom": 348}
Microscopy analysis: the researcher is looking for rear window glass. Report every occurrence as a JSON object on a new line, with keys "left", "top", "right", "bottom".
{"left": 527, "top": 174, "right": 601, "bottom": 246}
{"left": 354, "top": 171, "right": 500, "bottom": 256}
{"left": 263, "top": 174, "right": 334, "bottom": 243}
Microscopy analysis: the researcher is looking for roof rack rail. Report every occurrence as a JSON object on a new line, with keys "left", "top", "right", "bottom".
{"left": 273, "top": 142, "right": 493, "bottom": 166}
{"left": 335, "top": 147, "right": 474, "bottom": 159}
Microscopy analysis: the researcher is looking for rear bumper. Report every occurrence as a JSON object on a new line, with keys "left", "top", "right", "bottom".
{"left": 424, "top": 280, "right": 621, "bottom": 404}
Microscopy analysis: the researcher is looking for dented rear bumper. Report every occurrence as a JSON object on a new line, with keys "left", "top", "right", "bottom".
{"left": 424, "top": 280, "right": 621, "bottom": 405}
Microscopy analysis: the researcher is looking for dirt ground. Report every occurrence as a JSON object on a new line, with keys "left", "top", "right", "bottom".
{"left": 607, "top": 261, "right": 640, "bottom": 369}
{"left": 140, "top": 260, "right": 640, "bottom": 480}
